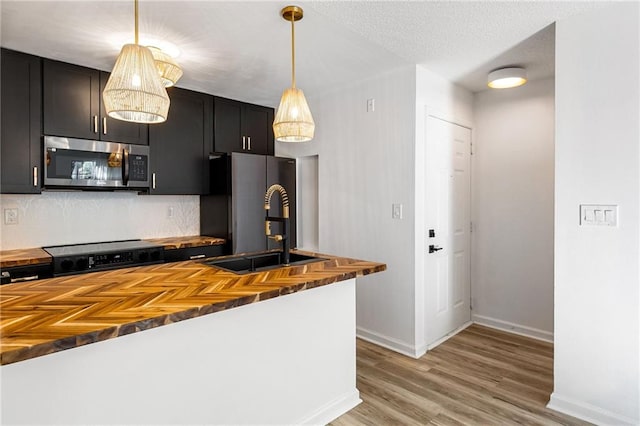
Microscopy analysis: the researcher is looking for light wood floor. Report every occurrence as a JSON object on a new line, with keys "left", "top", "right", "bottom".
{"left": 332, "top": 324, "right": 590, "bottom": 425}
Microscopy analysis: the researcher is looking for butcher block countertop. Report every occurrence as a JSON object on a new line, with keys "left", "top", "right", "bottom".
{"left": 0, "top": 251, "right": 385, "bottom": 365}
{"left": 0, "top": 248, "right": 52, "bottom": 268}
{"left": 145, "top": 235, "right": 226, "bottom": 250}
{"left": 0, "top": 236, "right": 226, "bottom": 269}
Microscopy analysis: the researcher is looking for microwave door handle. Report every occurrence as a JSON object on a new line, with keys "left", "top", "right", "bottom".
{"left": 122, "top": 149, "right": 130, "bottom": 186}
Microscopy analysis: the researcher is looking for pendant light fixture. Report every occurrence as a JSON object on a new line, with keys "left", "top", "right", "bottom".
{"left": 148, "top": 46, "right": 183, "bottom": 87}
{"left": 487, "top": 67, "right": 527, "bottom": 89}
{"left": 103, "top": 0, "right": 170, "bottom": 124}
{"left": 273, "top": 5, "right": 315, "bottom": 142}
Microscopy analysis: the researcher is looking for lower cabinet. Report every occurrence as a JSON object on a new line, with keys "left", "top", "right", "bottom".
{"left": 163, "top": 245, "right": 225, "bottom": 263}
{"left": 201, "top": 153, "right": 296, "bottom": 254}
{"left": 148, "top": 87, "right": 213, "bottom": 195}
{"left": 1, "top": 49, "right": 42, "bottom": 194}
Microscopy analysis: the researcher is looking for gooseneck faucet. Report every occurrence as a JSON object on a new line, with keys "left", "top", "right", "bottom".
{"left": 264, "top": 184, "right": 291, "bottom": 265}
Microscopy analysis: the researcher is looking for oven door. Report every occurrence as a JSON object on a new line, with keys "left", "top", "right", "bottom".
{"left": 44, "top": 136, "right": 150, "bottom": 189}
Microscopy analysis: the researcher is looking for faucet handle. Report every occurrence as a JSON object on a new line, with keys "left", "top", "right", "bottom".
{"left": 268, "top": 235, "right": 284, "bottom": 242}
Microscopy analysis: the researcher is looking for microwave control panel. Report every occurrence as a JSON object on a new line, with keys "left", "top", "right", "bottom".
{"left": 130, "top": 155, "right": 148, "bottom": 181}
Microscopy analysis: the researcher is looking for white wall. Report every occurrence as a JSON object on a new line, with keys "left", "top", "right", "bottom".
{"left": 550, "top": 3, "right": 639, "bottom": 424}
{"left": 277, "top": 65, "right": 419, "bottom": 354}
{"left": 0, "top": 193, "right": 199, "bottom": 250}
{"left": 278, "top": 65, "right": 474, "bottom": 356}
{"left": 414, "top": 65, "right": 474, "bottom": 353}
{"left": 472, "top": 78, "right": 555, "bottom": 341}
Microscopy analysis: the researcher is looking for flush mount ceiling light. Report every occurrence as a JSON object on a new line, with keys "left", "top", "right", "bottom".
{"left": 487, "top": 67, "right": 528, "bottom": 89}
{"left": 102, "top": 0, "right": 170, "bottom": 123}
{"left": 148, "top": 46, "right": 183, "bottom": 87}
{"left": 273, "top": 5, "right": 315, "bottom": 143}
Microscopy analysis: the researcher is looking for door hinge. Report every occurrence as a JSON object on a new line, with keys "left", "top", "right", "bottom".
{"left": 470, "top": 221, "right": 473, "bottom": 232}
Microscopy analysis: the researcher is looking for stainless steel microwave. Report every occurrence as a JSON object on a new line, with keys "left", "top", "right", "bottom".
{"left": 44, "top": 136, "right": 150, "bottom": 190}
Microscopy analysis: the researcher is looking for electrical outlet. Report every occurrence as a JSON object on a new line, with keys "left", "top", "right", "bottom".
{"left": 392, "top": 203, "right": 402, "bottom": 219}
{"left": 4, "top": 208, "right": 19, "bottom": 225}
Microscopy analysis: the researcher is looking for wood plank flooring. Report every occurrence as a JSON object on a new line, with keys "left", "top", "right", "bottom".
{"left": 332, "top": 324, "right": 590, "bottom": 425}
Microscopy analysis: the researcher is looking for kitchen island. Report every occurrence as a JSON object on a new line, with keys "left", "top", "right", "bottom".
{"left": 0, "top": 250, "right": 385, "bottom": 425}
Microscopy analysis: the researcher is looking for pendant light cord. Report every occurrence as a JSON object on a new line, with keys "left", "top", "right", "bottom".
{"left": 290, "top": 16, "right": 296, "bottom": 89}
{"left": 134, "top": 0, "right": 139, "bottom": 45}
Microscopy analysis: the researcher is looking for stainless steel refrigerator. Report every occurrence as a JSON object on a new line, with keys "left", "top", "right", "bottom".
{"left": 201, "top": 152, "right": 296, "bottom": 254}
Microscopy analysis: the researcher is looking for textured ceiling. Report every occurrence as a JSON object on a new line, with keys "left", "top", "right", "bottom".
{"left": 307, "top": 1, "right": 605, "bottom": 92}
{"left": 1, "top": 1, "right": 606, "bottom": 106}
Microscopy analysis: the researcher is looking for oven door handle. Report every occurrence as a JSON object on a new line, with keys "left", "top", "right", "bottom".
{"left": 122, "top": 149, "right": 130, "bottom": 186}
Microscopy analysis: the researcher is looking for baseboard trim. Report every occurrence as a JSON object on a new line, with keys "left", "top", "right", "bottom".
{"left": 425, "top": 320, "right": 473, "bottom": 351}
{"left": 472, "top": 314, "right": 554, "bottom": 343}
{"left": 547, "top": 392, "right": 638, "bottom": 425}
{"left": 356, "top": 326, "right": 420, "bottom": 358}
{"left": 298, "top": 389, "right": 362, "bottom": 425}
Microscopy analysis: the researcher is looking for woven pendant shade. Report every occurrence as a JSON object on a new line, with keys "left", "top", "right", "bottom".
{"left": 148, "top": 46, "right": 183, "bottom": 87}
{"left": 103, "top": 44, "right": 170, "bottom": 123}
{"left": 273, "top": 87, "right": 314, "bottom": 142}
{"left": 273, "top": 5, "right": 314, "bottom": 143}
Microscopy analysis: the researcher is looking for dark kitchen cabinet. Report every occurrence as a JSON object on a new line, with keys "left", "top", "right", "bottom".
{"left": 148, "top": 87, "right": 213, "bottom": 195}
{"left": 201, "top": 153, "right": 296, "bottom": 254}
{"left": 213, "top": 97, "right": 274, "bottom": 156}
{"left": 98, "top": 71, "right": 149, "bottom": 145}
{"left": 162, "top": 245, "right": 225, "bottom": 263}
{"left": 1, "top": 49, "right": 42, "bottom": 194}
{"left": 43, "top": 59, "right": 148, "bottom": 145}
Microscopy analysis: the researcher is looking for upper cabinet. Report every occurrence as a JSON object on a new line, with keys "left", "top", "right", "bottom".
{"left": 2, "top": 49, "right": 281, "bottom": 196}
{"left": 1, "top": 49, "right": 42, "bottom": 194}
{"left": 43, "top": 59, "right": 148, "bottom": 145}
{"left": 148, "top": 87, "right": 213, "bottom": 195}
{"left": 213, "top": 97, "right": 274, "bottom": 156}
{"left": 98, "top": 71, "right": 149, "bottom": 145}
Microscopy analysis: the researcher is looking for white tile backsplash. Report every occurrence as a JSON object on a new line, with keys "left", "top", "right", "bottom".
{"left": 0, "top": 192, "right": 199, "bottom": 250}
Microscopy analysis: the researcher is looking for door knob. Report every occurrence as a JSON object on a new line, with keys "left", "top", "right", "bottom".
{"left": 429, "top": 245, "right": 443, "bottom": 253}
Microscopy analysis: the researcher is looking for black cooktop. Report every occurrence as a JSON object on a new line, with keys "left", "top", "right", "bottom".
{"left": 43, "top": 239, "right": 165, "bottom": 276}
{"left": 43, "top": 240, "right": 162, "bottom": 257}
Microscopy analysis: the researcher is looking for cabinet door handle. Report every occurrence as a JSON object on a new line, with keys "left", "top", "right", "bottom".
{"left": 93, "top": 115, "right": 98, "bottom": 133}
{"left": 33, "top": 166, "right": 38, "bottom": 187}
{"left": 189, "top": 254, "right": 205, "bottom": 260}
{"left": 152, "top": 172, "right": 156, "bottom": 189}
{"left": 103, "top": 117, "right": 107, "bottom": 135}
{"left": 248, "top": 136, "right": 251, "bottom": 151}
{"left": 242, "top": 136, "right": 246, "bottom": 150}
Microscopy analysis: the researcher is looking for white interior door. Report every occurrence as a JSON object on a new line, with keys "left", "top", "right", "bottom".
{"left": 425, "top": 115, "right": 471, "bottom": 347}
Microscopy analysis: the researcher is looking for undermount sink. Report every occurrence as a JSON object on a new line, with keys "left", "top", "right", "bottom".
{"left": 203, "top": 252, "right": 326, "bottom": 274}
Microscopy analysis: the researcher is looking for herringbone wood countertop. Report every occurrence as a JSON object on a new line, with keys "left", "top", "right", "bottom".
{"left": 0, "top": 247, "right": 52, "bottom": 268}
{"left": 145, "top": 235, "right": 226, "bottom": 250}
{"left": 0, "top": 236, "right": 226, "bottom": 268}
{"left": 0, "top": 251, "right": 385, "bottom": 366}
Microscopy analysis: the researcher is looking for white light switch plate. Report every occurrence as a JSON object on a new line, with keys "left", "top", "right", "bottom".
{"left": 580, "top": 204, "right": 618, "bottom": 226}
{"left": 392, "top": 203, "right": 402, "bottom": 219}
{"left": 367, "top": 98, "right": 375, "bottom": 112}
